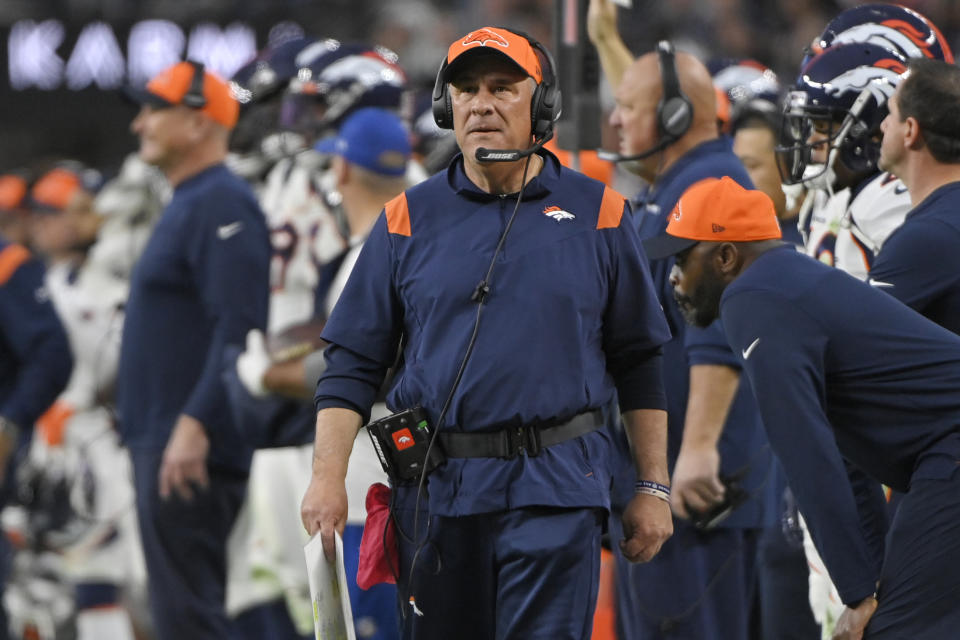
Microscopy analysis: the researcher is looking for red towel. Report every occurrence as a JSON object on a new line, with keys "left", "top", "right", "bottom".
{"left": 357, "top": 482, "right": 398, "bottom": 589}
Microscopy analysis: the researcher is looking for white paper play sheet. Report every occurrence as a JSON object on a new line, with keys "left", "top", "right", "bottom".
{"left": 304, "top": 531, "right": 356, "bottom": 640}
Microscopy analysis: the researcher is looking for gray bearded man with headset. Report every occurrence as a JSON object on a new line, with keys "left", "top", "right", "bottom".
{"left": 301, "top": 26, "right": 674, "bottom": 639}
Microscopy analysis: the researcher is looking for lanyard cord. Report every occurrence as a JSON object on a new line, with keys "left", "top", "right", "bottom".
{"left": 400, "top": 151, "right": 537, "bottom": 616}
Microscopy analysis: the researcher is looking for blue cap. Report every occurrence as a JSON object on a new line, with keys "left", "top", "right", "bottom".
{"left": 314, "top": 107, "right": 411, "bottom": 176}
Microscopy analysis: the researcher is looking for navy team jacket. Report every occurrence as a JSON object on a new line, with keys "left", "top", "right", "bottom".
{"left": 869, "top": 181, "right": 960, "bottom": 335}
{"left": 0, "top": 238, "right": 72, "bottom": 430}
{"left": 117, "top": 164, "right": 270, "bottom": 470}
{"left": 722, "top": 245, "right": 960, "bottom": 605}
{"left": 316, "top": 151, "right": 671, "bottom": 517}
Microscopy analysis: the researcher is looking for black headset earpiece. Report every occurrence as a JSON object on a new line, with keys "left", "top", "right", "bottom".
{"left": 182, "top": 60, "right": 207, "bottom": 109}
{"left": 656, "top": 41, "right": 693, "bottom": 141}
{"left": 432, "top": 57, "right": 454, "bottom": 130}
{"left": 431, "top": 29, "right": 561, "bottom": 140}
{"left": 522, "top": 34, "right": 561, "bottom": 140}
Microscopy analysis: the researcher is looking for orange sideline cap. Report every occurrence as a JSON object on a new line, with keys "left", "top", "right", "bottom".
{"left": 125, "top": 61, "right": 239, "bottom": 129}
{"left": 0, "top": 175, "right": 27, "bottom": 210}
{"left": 643, "top": 177, "right": 781, "bottom": 259}
{"left": 443, "top": 27, "right": 543, "bottom": 84}
{"left": 30, "top": 168, "right": 83, "bottom": 212}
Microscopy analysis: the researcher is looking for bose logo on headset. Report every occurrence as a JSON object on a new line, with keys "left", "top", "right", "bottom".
{"left": 431, "top": 28, "right": 562, "bottom": 142}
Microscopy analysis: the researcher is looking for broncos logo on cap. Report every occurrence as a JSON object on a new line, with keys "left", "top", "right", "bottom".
{"left": 824, "top": 61, "right": 904, "bottom": 103}
{"left": 462, "top": 28, "right": 510, "bottom": 49}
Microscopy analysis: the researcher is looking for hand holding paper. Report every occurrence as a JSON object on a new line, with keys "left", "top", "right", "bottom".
{"left": 304, "top": 531, "right": 356, "bottom": 640}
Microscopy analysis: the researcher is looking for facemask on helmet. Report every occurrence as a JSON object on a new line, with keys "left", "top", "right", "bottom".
{"left": 776, "top": 43, "right": 907, "bottom": 185}
{"left": 229, "top": 36, "right": 321, "bottom": 161}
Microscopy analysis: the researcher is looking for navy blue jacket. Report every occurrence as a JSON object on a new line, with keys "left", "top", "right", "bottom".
{"left": 117, "top": 164, "right": 270, "bottom": 470}
{"left": 630, "top": 137, "right": 772, "bottom": 528}
{"left": 869, "top": 181, "right": 960, "bottom": 335}
{"left": 316, "top": 151, "right": 671, "bottom": 517}
{"left": 0, "top": 238, "right": 72, "bottom": 429}
{"left": 722, "top": 245, "right": 960, "bottom": 604}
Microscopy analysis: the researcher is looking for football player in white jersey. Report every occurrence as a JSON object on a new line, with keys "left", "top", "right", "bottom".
{"left": 12, "top": 162, "right": 163, "bottom": 640}
{"left": 225, "top": 38, "right": 417, "bottom": 640}
{"left": 240, "top": 107, "right": 415, "bottom": 640}
{"left": 775, "top": 5, "right": 954, "bottom": 635}
{"left": 779, "top": 4, "right": 953, "bottom": 281}
{"left": 778, "top": 43, "right": 912, "bottom": 281}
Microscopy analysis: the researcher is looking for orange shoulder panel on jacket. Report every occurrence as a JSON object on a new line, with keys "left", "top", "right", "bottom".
{"left": 384, "top": 193, "right": 411, "bottom": 237}
{"left": 596, "top": 186, "right": 627, "bottom": 229}
{"left": 0, "top": 244, "right": 30, "bottom": 285}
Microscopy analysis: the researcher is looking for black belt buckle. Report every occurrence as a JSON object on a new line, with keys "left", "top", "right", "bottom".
{"left": 525, "top": 425, "right": 542, "bottom": 457}
{"left": 504, "top": 425, "right": 542, "bottom": 459}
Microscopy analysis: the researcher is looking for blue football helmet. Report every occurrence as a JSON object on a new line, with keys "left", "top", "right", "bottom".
{"left": 777, "top": 43, "right": 907, "bottom": 185}
{"left": 803, "top": 3, "right": 953, "bottom": 68}
{"left": 229, "top": 36, "right": 321, "bottom": 159}
{"left": 231, "top": 36, "right": 319, "bottom": 106}
{"left": 280, "top": 42, "right": 407, "bottom": 141}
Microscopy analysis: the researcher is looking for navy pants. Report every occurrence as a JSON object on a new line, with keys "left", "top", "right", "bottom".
{"left": 867, "top": 469, "right": 960, "bottom": 638}
{"left": 396, "top": 504, "right": 604, "bottom": 640}
{"left": 232, "top": 598, "right": 310, "bottom": 640}
{"left": 609, "top": 512, "right": 758, "bottom": 639}
{"left": 132, "top": 450, "right": 248, "bottom": 640}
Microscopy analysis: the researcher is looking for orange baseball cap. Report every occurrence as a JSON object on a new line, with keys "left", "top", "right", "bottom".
{"left": 643, "top": 177, "right": 781, "bottom": 259}
{"left": 442, "top": 27, "right": 543, "bottom": 84}
{"left": 0, "top": 175, "right": 28, "bottom": 211}
{"left": 125, "top": 60, "right": 239, "bottom": 129}
{"left": 30, "top": 168, "right": 83, "bottom": 212}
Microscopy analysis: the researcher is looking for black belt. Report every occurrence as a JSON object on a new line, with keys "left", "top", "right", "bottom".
{"left": 438, "top": 409, "right": 603, "bottom": 459}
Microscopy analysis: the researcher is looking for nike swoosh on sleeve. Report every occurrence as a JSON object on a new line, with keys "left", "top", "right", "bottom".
{"left": 217, "top": 221, "right": 244, "bottom": 239}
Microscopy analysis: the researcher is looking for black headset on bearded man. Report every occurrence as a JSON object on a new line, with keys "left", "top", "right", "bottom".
{"left": 431, "top": 29, "right": 562, "bottom": 140}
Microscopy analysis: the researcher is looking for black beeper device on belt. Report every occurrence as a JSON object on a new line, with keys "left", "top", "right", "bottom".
{"left": 367, "top": 406, "right": 446, "bottom": 483}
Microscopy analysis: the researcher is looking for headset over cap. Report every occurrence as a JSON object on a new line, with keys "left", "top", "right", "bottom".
{"left": 432, "top": 27, "right": 561, "bottom": 139}
{"left": 125, "top": 61, "right": 239, "bottom": 130}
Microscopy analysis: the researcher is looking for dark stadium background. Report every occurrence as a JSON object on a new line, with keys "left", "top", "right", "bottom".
{"left": 1, "top": 0, "right": 959, "bottom": 174}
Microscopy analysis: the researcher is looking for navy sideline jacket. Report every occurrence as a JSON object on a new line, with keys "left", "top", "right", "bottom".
{"left": 722, "top": 245, "right": 960, "bottom": 604}
{"left": 117, "top": 164, "right": 270, "bottom": 470}
{"left": 316, "top": 151, "right": 671, "bottom": 517}
{"left": 869, "top": 181, "right": 960, "bottom": 335}
{"left": 631, "top": 137, "right": 772, "bottom": 528}
{"left": 0, "top": 237, "right": 72, "bottom": 429}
